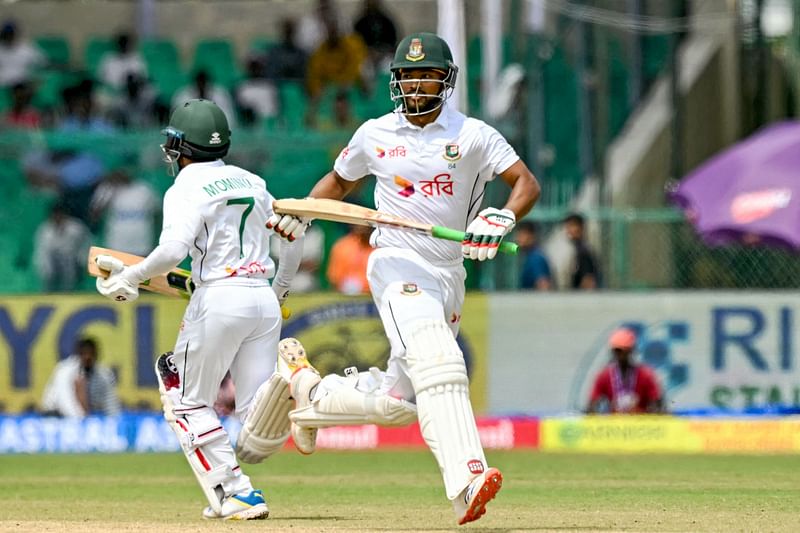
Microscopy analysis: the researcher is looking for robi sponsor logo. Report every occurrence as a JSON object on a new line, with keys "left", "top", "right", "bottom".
{"left": 394, "top": 175, "right": 415, "bottom": 197}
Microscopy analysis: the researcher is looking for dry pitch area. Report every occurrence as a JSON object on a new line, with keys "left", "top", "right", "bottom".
{"left": 1, "top": 450, "right": 798, "bottom": 532}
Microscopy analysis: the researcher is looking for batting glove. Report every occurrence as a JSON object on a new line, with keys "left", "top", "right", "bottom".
{"left": 267, "top": 212, "right": 309, "bottom": 242}
{"left": 463, "top": 207, "right": 516, "bottom": 261}
{"left": 95, "top": 255, "right": 140, "bottom": 302}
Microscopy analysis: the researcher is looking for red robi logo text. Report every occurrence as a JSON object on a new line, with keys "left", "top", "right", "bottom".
{"left": 467, "top": 460, "right": 484, "bottom": 474}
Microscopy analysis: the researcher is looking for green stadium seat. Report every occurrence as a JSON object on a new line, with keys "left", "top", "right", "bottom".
{"left": 278, "top": 81, "right": 308, "bottom": 131}
{"left": 35, "top": 35, "right": 70, "bottom": 67}
{"left": 192, "top": 39, "right": 241, "bottom": 90}
{"left": 84, "top": 36, "right": 116, "bottom": 79}
{"left": 249, "top": 36, "right": 277, "bottom": 55}
{"left": 140, "top": 38, "right": 180, "bottom": 70}
{"left": 31, "top": 70, "right": 78, "bottom": 109}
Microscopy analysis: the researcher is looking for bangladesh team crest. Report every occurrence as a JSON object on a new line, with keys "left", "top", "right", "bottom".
{"left": 443, "top": 143, "right": 461, "bottom": 161}
{"left": 406, "top": 38, "right": 425, "bottom": 62}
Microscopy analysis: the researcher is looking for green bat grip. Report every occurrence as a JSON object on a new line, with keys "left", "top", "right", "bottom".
{"left": 431, "top": 226, "right": 519, "bottom": 255}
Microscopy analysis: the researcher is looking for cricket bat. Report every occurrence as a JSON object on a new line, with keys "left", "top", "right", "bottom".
{"left": 272, "top": 198, "right": 519, "bottom": 255}
{"left": 87, "top": 246, "right": 194, "bottom": 299}
{"left": 87, "top": 247, "right": 293, "bottom": 318}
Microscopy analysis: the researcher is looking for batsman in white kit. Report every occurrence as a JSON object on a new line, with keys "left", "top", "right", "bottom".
{"left": 268, "top": 32, "right": 540, "bottom": 525}
{"left": 94, "top": 99, "right": 308, "bottom": 520}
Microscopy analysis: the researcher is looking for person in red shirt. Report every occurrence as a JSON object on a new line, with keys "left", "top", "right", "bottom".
{"left": 586, "top": 327, "right": 664, "bottom": 414}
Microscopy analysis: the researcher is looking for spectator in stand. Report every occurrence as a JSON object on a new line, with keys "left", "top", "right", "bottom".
{"left": 564, "top": 212, "right": 601, "bottom": 290}
{"left": 236, "top": 56, "right": 278, "bottom": 125}
{"left": 326, "top": 224, "right": 373, "bottom": 294}
{"left": 3, "top": 81, "right": 41, "bottom": 128}
{"left": 264, "top": 19, "right": 308, "bottom": 82}
{"left": 172, "top": 70, "right": 237, "bottom": 127}
{"left": 295, "top": 0, "right": 345, "bottom": 55}
{"left": 515, "top": 220, "right": 552, "bottom": 290}
{"left": 58, "top": 80, "right": 116, "bottom": 133}
{"left": 98, "top": 32, "right": 147, "bottom": 91}
{"left": 106, "top": 73, "right": 162, "bottom": 129}
{"left": 353, "top": 0, "right": 399, "bottom": 72}
{"left": 306, "top": 20, "right": 367, "bottom": 127}
{"left": 41, "top": 337, "right": 121, "bottom": 417}
{"left": 33, "top": 199, "right": 92, "bottom": 292}
{"left": 316, "top": 89, "right": 358, "bottom": 132}
{"left": 586, "top": 327, "right": 664, "bottom": 414}
{"left": 89, "top": 166, "right": 159, "bottom": 255}
{"left": 0, "top": 20, "right": 45, "bottom": 88}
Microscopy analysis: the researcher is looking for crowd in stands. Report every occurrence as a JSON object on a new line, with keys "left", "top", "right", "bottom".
{"left": 0, "top": 2, "right": 600, "bottom": 294}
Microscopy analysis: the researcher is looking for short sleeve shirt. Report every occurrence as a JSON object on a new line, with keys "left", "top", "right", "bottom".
{"left": 333, "top": 105, "right": 519, "bottom": 264}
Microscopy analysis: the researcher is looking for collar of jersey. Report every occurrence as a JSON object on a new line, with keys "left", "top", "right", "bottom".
{"left": 396, "top": 103, "right": 450, "bottom": 131}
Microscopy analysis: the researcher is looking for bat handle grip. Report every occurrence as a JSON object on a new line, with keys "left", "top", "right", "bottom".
{"left": 431, "top": 226, "right": 519, "bottom": 255}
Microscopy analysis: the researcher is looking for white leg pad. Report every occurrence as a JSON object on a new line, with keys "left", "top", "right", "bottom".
{"left": 235, "top": 373, "right": 292, "bottom": 464}
{"left": 290, "top": 384, "right": 417, "bottom": 428}
{"left": 157, "top": 353, "right": 231, "bottom": 514}
{"left": 406, "top": 319, "right": 487, "bottom": 501}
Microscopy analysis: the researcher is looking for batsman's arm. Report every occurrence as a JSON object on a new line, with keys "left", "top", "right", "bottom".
{"left": 308, "top": 170, "right": 360, "bottom": 201}
{"left": 124, "top": 240, "right": 190, "bottom": 285}
{"left": 497, "top": 160, "right": 540, "bottom": 220}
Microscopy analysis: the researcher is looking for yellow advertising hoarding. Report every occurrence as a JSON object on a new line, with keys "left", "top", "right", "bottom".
{"left": 0, "top": 293, "right": 488, "bottom": 413}
{"left": 541, "top": 416, "right": 800, "bottom": 453}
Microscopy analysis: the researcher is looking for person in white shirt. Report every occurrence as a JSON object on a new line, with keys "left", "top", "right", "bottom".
{"left": 0, "top": 20, "right": 44, "bottom": 87}
{"left": 269, "top": 32, "right": 540, "bottom": 526}
{"left": 34, "top": 200, "right": 92, "bottom": 292}
{"left": 94, "top": 99, "right": 305, "bottom": 520}
{"left": 89, "top": 168, "right": 159, "bottom": 256}
{"left": 41, "top": 337, "right": 121, "bottom": 417}
{"left": 98, "top": 33, "right": 147, "bottom": 91}
{"left": 172, "top": 70, "right": 237, "bottom": 128}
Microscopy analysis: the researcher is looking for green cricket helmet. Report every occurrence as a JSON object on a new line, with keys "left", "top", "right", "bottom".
{"left": 161, "top": 99, "right": 231, "bottom": 167}
{"left": 389, "top": 32, "right": 459, "bottom": 116}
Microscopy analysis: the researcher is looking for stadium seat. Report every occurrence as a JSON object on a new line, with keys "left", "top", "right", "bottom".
{"left": 140, "top": 38, "right": 184, "bottom": 101}
{"left": 278, "top": 81, "right": 308, "bottom": 131}
{"left": 84, "top": 36, "right": 116, "bottom": 79}
{"left": 35, "top": 35, "right": 70, "bottom": 67}
{"left": 249, "top": 36, "right": 277, "bottom": 55}
{"left": 191, "top": 39, "right": 241, "bottom": 90}
{"left": 31, "top": 70, "right": 79, "bottom": 110}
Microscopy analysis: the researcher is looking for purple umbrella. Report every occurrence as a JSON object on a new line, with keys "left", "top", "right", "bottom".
{"left": 671, "top": 120, "right": 800, "bottom": 250}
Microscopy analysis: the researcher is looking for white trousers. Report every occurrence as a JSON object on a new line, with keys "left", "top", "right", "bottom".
{"left": 171, "top": 281, "right": 282, "bottom": 495}
{"left": 367, "top": 247, "right": 466, "bottom": 401}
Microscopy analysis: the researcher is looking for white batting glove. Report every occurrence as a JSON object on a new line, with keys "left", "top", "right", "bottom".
{"left": 266, "top": 212, "right": 309, "bottom": 242}
{"left": 95, "top": 255, "right": 140, "bottom": 303}
{"left": 463, "top": 207, "right": 516, "bottom": 261}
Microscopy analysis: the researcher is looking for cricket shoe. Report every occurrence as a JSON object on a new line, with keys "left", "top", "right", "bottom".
{"left": 277, "top": 338, "right": 320, "bottom": 455}
{"left": 202, "top": 489, "right": 269, "bottom": 520}
{"left": 453, "top": 467, "right": 503, "bottom": 525}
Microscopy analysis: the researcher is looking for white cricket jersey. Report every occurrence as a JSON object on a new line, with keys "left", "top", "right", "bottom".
{"left": 159, "top": 160, "right": 276, "bottom": 284}
{"left": 333, "top": 104, "right": 520, "bottom": 265}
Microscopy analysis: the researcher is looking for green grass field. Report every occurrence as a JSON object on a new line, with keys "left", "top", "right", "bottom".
{"left": 1, "top": 450, "right": 798, "bottom": 532}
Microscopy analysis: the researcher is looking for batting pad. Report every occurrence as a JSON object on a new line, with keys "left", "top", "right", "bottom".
{"left": 236, "top": 373, "right": 292, "bottom": 463}
{"left": 157, "top": 364, "right": 230, "bottom": 513}
{"left": 406, "top": 319, "right": 487, "bottom": 500}
{"left": 290, "top": 385, "right": 417, "bottom": 428}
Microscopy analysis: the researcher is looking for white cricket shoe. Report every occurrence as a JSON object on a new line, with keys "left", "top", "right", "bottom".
{"left": 202, "top": 489, "right": 269, "bottom": 520}
{"left": 277, "top": 338, "right": 321, "bottom": 455}
{"left": 452, "top": 467, "right": 503, "bottom": 525}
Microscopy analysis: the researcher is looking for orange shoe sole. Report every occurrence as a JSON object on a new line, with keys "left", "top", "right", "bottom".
{"left": 458, "top": 467, "right": 503, "bottom": 525}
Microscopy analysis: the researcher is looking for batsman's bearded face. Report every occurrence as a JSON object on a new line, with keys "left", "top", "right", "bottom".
{"left": 396, "top": 68, "right": 447, "bottom": 115}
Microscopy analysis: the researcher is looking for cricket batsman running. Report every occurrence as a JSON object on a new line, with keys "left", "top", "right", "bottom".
{"left": 268, "top": 32, "right": 540, "bottom": 525}
{"left": 94, "top": 99, "right": 308, "bottom": 520}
